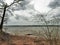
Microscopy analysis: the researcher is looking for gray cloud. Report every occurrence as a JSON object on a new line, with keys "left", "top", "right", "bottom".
{"left": 48, "top": 0, "right": 60, "bottom": 8}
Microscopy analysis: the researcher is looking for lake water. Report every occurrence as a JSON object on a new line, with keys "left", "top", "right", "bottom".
{"left": 3, "top": 26, "right": 60, "bottom": 36}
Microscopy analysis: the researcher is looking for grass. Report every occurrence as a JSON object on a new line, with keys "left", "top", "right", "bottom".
{"left": 0, "top": 32, "right": 60, "bottom": 45}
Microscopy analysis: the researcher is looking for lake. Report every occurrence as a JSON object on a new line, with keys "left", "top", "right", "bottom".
{"left": 3, "top": 25, "right": 60, "bottom": 36}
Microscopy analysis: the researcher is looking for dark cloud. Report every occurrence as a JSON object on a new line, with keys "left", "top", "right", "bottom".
{"left": 48, "top": 0, "right": 60, "bottom": 8}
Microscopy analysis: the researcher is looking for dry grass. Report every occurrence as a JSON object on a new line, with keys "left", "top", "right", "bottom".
{"left": 0, "top": 32, "right": 60, "bottom": 45}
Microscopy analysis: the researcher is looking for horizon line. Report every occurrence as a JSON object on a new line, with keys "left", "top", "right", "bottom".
{"left": 3, "top": 25, "right": 60, "bottom": 27}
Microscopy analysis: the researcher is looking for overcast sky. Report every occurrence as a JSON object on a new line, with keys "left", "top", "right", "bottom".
{"left": 3, "top": 0, "right": 60, "bottom": 25}
{"left": 5, "top": 0, "right": 54, "bottom": 14}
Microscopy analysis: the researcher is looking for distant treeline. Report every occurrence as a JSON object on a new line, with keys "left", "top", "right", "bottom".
{"left": 3, "top": 25, "right": 60, "bottom": 27}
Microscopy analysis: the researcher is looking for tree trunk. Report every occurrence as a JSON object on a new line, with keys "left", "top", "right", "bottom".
{"left": 0, "top": 5, "right": 7, "bottom": 32}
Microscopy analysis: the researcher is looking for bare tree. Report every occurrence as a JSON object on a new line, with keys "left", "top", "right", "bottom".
{"left": 32, "top": 9, "right": 60, "bottom": 45}
{"left": 0, "top": 0, "right": 24, "bottom": 42}
{"left": 0, "top": 0, "right": 24, "bottom": 32}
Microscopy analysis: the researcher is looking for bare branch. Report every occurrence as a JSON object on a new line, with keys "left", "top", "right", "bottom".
{"left": 0, "top": 8, "right": 4, "bottom": 9}
{"left": 7, "top": 9, "right": 14, "bottom": 16}
{"left": 7, "top": 1, "right": 16, "bottom": 7}
{"left": 0, "top": 16, "right": 2, "bottom": 18}
{"left": 7, "top": 0, "right": 23, "bottom": 7}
